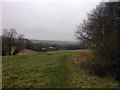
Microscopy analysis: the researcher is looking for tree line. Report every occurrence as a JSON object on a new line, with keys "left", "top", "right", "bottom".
{"left": 1, "top": 28, "right": 81, "bottom": 56}
{"left": 76, "top": 2, "right": 120, "bottom": 81}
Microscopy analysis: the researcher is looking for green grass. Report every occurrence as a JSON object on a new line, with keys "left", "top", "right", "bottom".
{"left": 2, "top": 50, "right": 119, "bottom": 88}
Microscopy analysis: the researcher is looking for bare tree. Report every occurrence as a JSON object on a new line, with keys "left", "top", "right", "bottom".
{"left": 2, "top": 28, "right": 17, "bottom": 55}
{"left": 75, "top": 2, "right": 120, "bottom": 80}
{"left": 2, "top": 28, "right": 25, "bottom": 55}
{"left": 13, "top": 34, "right": 25, "bottom": 55}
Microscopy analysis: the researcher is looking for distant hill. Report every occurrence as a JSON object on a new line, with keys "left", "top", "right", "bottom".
{"left": 31, "top": 39, "right": 77, "bottom": 46}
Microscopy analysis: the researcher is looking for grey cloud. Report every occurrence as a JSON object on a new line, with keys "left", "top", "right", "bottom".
{"left": 2, "top": 0, "right": 101, "bottom": 41}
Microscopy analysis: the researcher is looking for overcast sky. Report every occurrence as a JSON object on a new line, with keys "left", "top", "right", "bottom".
{"left": 1, "top": 0, "right": 103, "bottom": 41}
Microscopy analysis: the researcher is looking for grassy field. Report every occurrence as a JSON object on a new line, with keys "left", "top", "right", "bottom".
{"left": 2, "top": 50, "right": 119, "bottom": 88}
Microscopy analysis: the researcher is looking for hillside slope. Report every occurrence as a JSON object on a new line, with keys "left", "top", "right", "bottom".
{"left": 2, "top": 50, "right": 119, "bottom": 88}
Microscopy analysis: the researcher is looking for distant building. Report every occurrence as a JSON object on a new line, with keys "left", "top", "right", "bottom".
{"left": 49, "top": 46, "right": 55, "bottom": 51}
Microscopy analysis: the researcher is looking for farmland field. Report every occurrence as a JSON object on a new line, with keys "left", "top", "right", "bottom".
{"left": 2, "top": 50, "right": 119, "bottom": 88}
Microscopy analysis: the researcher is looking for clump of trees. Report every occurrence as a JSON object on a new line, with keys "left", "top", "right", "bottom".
{"left": 76, "top": 2, "right": 120, "bottom": 80}
{"left": 1, "top": 28, "right": 81, "bottom": 56}
{"left": 2, "top": 28, "right": 26, "bottom": 56}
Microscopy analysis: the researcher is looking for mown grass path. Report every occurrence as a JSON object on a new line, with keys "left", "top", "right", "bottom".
{"left": 2, "top": 50, "right": 119, "bottom": 88}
